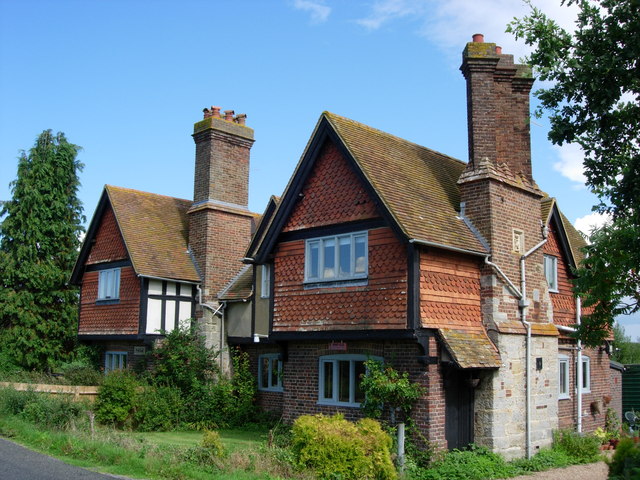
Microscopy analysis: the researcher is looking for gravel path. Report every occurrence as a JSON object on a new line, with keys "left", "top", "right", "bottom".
{"left": 507, "top": 460, "right": 609, "bottom": 480}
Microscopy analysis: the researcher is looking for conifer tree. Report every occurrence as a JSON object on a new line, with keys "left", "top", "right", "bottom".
{"left": 0, "top": 130, "right": 85, "bottom": 370}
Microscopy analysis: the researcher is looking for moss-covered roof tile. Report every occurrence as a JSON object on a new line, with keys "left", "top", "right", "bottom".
{"left": 106, "top": 185, "right": 200, "bottom": 282}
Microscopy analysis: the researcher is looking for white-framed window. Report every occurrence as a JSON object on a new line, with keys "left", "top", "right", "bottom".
{"left": 558, "top": 355, "right": 570, "bottom": 399}
{"left": 105, "top": 351, "right": 127, "bottom": 373}
{"left": 577, "top": 355, "right": 591, "bottom": 393}
{"left": 544, "top": 255, "right": 558, "bottom": 292}
{"left": 98, "top": 268, "right": 121, "bottom": 300}
{"left": 258, "top": 354, "right": 282, "bottom": 391}
{"left": 260, "top": 264, "right": 271, "bottom": 299}
{"left": 318, "top": 354, "right": 379, "bottom": 407}
{"left": 305, "top": 232, "right": 367, "bottom": 283}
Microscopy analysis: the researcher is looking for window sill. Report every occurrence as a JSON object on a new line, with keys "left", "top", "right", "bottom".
{"left": 304, "top": 278, "right": 368, "bottom": 290}
{"left": 317, "top": 400, "right": 361, "bottom": 408}
{"left": 259, "top": 387, "right": 283, "bottom": 393}
{"left": 548, "top": 288, "right": 559, "bottom": 294}
{"left": 559, "top": 395, "right": 570, "bottom": 400}
{"left": 96, "top": 299, "right": 120, "bottom": 305}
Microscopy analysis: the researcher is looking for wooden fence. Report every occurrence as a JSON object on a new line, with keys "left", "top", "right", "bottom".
{"left": 0, "top": 382, "right": 99, "bottom": 402}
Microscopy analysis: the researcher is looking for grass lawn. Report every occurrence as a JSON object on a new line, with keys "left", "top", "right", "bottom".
{"left": 135, "top": 428, "right": 270, "bottom": 452}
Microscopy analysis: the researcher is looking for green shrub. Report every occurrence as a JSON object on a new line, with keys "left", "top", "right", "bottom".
{"left": 609, "top": 438, "right": 640, "bottom": 479}
{"left": 552, "top": 429, "right": 600, "bottom": 464}
{"left": 62, "top": 366, "right": 102, "bottom": 386}
{"left": 409, "top": 444, "right": 516, "bottom": 480}
{"left": 94, "top": 370, "right": 140, "bottom": 427}
{"left": 148, "top": 325, "right": 217, "bottom": 397}
{"left": 133, "top": 385, "right": 184, "bottom": 431}
{"left": 0, "top": 387, "right": 83, "bottom": 430}
{"left": 0, "top": 387, "right": 38, "bottom": 415}
{"left": 20, "top": 395, "right": 83, "bottom": 430}
{"left": 292, "top": 413, "right": 396, "bottom": 480}
{"left": 511, "top": 448, "right": 572, "bottom": 472}
{"left": 360, "top": 359, "right": 424, "bottom": 422}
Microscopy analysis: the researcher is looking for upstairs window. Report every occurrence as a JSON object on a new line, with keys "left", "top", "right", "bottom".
{"left": 544, "top": 255, "right": 558, "bottom": 292}
{"left": 98, "top": 268, "right": 121, "bottom": 300}
{"left": 258, "top": 353, "right": 282, "bottom": 391}
{"left": 305, "top": 232, "right": 367, "bottom": 283}
{"left": 261, "top": 264, "right": 271, "bottom": 299}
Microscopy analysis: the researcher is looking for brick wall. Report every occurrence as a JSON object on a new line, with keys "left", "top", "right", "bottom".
{"left": 557, "top": 341, "right": 612, "bottom": 432}
{"left": 78, "top": 266, "right": 140, "bottom": 335}
{"left": 243, "top": 344, "right": 284, "bottom": 415}
{"left": 544, "top": 223, "right": 578, "bottom": 327}
{"left": 263, "top": 339, "right": 443, "bottom": 447}
{"left": 273, "top": 227, "right": 407, "bottom": 331}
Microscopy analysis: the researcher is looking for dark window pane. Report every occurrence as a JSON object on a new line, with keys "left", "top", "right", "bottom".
{"left": 338, "top": 360, "right": 350, "bottom": 403}
{"left": 261, "top": 358, "right": 269, "bottom": 388}
{"left": 323, "top": 239, "right": 335, "bottom": 279}
{"left": 323, "top": 361, "right": 333, "bottom": 400}
{"left": 270, "top": 359, "right": 280, "bottom": 387}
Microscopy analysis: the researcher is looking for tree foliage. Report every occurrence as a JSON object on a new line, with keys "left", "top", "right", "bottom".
{"left": 508, "top": 0, "right": 640, "bottom": 345}
{"left": 612, "top": 322, "right": 640, "bottom": 365}
{"left": 0, "top": 130, "right": 85, "bottom": 370}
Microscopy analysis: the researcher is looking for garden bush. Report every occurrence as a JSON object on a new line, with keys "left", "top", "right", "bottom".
{"left": 133, "top": 385, "right": 184, "bottom": 431}
{"left": 608, "top": 438, "right": 640, "bottom": 480}
{"left": 95, "top": 370, "right": 140, "bottom": 427}
{"left": 552, "top": 429, "right": 600, "bottom": 464}
{"left": 291, "top": 413, "right": 396, "bottom": 480}
{"left": 0, "top": 387, "right": 84, "bottom": 430}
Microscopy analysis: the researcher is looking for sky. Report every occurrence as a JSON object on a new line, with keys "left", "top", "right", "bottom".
{"left": 1, "top": 0, "right": 637, "bottom": 339}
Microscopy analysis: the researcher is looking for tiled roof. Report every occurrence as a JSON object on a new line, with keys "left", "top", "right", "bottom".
{"left": 219, "top": 265, "right": 253, "bottom": 300}
{"left": 106, "top": 185, "right": 200, "bottom": 282}
{"left": 541, "top": 195, "right": 588, "bottom": 265}
{"left": 438, "top": 328, "right": 501, "bottom": 368}
{"left": 324, "top": 113, "right": 487, "bottom": 254}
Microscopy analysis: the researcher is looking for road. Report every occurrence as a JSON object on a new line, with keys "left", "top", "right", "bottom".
{"left": 0, "top": 437, "right": 131, "bottom": 480}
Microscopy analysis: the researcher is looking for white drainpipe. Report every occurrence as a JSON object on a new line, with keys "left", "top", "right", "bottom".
{"left": 576, "top": 297, "right": 582, "bottom": 433}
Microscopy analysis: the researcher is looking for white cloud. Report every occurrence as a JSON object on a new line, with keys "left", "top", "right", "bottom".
{"left": 293, "top": 0, "right": 331, "bottom": 24}
{"left": 355, "top": 0, "right": 426, "bottom": 30}
{"left": 552, "top": 143, "right": 586, "bottom": 184}
{"left": 574, "top": 211, "right": 611, "bottom": 237}
{"left": 355, "top": 0, "right": 580, "bottom": 61}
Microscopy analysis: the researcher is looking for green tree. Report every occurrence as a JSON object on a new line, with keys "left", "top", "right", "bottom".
{"left": 612, "top": 323, "right": 640, "bottom": 365}
{"left": 508, "top": 0, "right": 640, "bottom": 346}
{"left": 0, "top": 130, "right": 84, "bottom": 370}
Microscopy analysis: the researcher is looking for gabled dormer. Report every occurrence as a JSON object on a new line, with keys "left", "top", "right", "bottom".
{"left": 71, "top": 185, "right": 199, "bottom": 344}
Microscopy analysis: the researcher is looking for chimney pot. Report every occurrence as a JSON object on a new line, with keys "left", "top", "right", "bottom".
{"left": 211, "top": 106, "right": 221, "bottom": 118}
{"left": 235, "top": 114, "right": 247, "bottom": 126}
{"left": 203, "top": 108, "right": 211, "bottom": 119}
{"left": 495, "top": 46, "right": 502, "bottom": 54}
{"left": 224, "top": 110, "right": 235, "bottom": 121}
{"left": 472, "top": 33, "right": 484, "bottom": 43}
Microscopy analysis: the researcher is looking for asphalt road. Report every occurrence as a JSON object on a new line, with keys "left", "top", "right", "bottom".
{"left": 0, "top": 437, "right": 131, "bottom": 480}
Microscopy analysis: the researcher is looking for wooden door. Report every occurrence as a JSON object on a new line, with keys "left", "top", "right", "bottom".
{"left": 444, "top": 367, "right": 474, "bottom": 450}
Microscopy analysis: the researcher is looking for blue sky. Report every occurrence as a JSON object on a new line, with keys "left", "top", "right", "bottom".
{"left": 1, "top": 0, "right": 637, "bottom": 338}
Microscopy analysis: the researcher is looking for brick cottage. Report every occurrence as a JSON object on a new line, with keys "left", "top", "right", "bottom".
{"left": 72, "top": 36, "right": 621, "bottom": 458}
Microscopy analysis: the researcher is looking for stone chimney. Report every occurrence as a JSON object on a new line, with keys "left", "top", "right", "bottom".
{"left": 189, "top": 106, "right": 255, "bottom": 303}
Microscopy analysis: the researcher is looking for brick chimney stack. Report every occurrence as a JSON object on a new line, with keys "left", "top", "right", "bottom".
{"left": 189, "top": 107, "right": 255, "bottom": 304}
{"left": 459, "top": 34, "right": 535, "bottom": 181}
{"left": 457, "top": 35, "right": 547, "bottom": 326}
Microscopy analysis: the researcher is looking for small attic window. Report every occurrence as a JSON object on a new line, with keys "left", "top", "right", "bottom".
{"left": 512, "top": 229, "right": 525, "bottom": 254}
